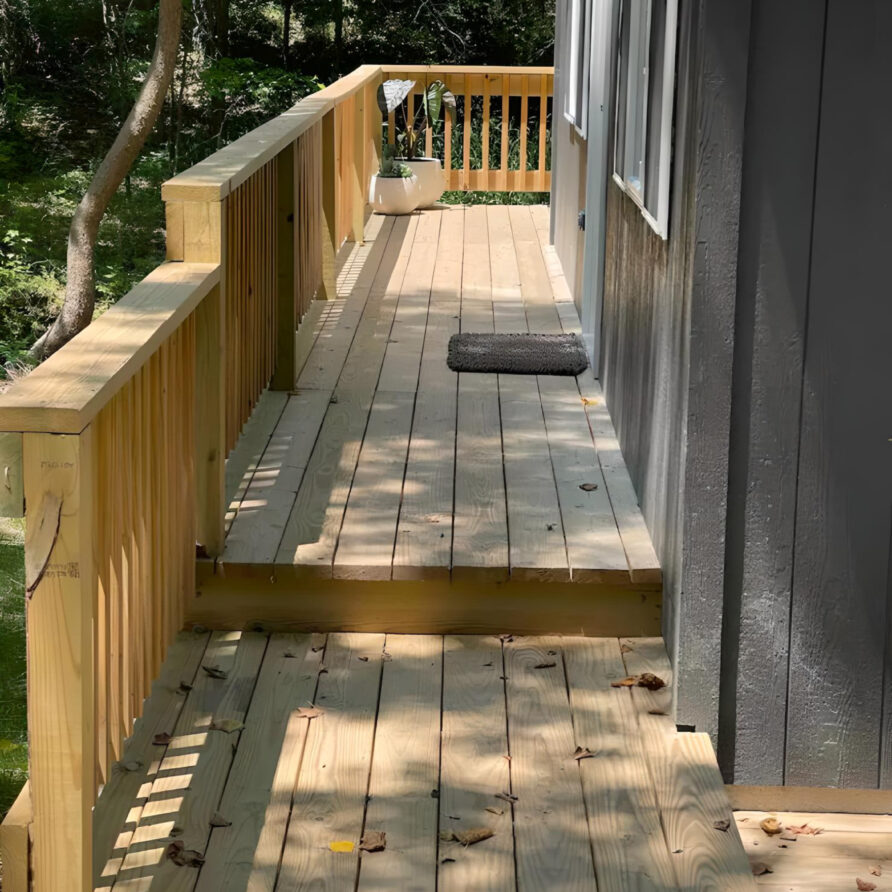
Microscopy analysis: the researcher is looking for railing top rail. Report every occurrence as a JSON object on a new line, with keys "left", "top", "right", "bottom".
{"left": 0, "top": 262, "right": 219, "bottom": 434}
{"left": 382, "top": 64, "right": 555, "bottom": 75}
{"left": 162, "top": 64, "right": 382, "bottom": 203}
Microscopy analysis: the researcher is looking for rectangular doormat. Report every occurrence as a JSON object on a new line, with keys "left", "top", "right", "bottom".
{"left": 446, "top": 332, "right": 590, "bottom": 376}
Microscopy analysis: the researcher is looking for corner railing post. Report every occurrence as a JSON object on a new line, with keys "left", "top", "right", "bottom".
{"left": 272, "top": 141, "right": 297, "bottom": 390}
{"left": 320, "top": 108, "right": 338, "bottom": 301}
{"left": 24, "top": 429, "right": 95, "bottom": 892}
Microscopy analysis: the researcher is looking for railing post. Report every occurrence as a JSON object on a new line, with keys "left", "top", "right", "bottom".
{"left": 272, "top": 141, "right": 297, "bottom": 390}
{"left": 195, "top": 282, "right": 226, "bottom": 556}
{"left": 24, "top": 429, "right": 95, "bottom": 892}
{"left": 350, "top": 92, "right": 366, "bottom": 244}
{"left": 320, "top": 108, "right": 338, "bottom": 301}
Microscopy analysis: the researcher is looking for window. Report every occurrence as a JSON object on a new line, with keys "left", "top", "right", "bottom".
{"left": 613, "top": 0, "right": 678, "bottom": 238}
{"left": 563, "top": 0, "right": 592, "bottom": 136}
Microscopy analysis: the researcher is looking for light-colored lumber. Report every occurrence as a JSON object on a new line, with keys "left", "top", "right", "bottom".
{"left": 562, "top": 637, "right": 677, "bottom": 891}
{"left": 114, "top": 631, "right": 267, "bottom": 891}
{"left": 537, "top": 375, "right": 630, "bottom": 582}
{"left": 272, "top": 140, "right": 297, "bottom": 391}
{"left": 0, "top": 432, "right": 23, "bottom": 517}
{"left": 223, "top": 390, "right": 331, "bottom": 564}
{"left": 333, "top": 390, "right": 415, "bottom": 579}
{"left": 0, "top": 781, "right": 31, "bottom": 892}
{"left": 223, "top": 389, "right": 289, "bottom": 534}
{"left": 733, "top": 810, "right": 892, "bottom": 834}
{"left": 196, "top": 633, "right": 325, "bottom": 892}
{"left": 23, "top": 429, "right": 95, "bottom": 892}
{"left": 438, "top": 636, "right": 515, "bottom": 892}
{"left": 0, "top": 264, "right": 219, "bottom": 434}
{"left": 93, "top": 631, "right": 210, "bottom": 886}
{"left": 504, "top": 636, "right": 597, "bottom": 890}
{"left": 728, "top": 785, "right": 892, "bottom": 815}
{"left": 581, "top": 378, "right": 662, "bottom": 583}
{"left": 356, "top": 635, "right": 443, "bottom": 890}
{"left": 277, "top": 632, "right": 385, "bottom": 888}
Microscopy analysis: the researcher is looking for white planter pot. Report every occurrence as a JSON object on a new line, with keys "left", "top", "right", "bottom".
{"left": 368, "top": 173, "right": 419, "bottom": 215}
{"left": 402, "top": 158, "right": 445, "bottom": 208}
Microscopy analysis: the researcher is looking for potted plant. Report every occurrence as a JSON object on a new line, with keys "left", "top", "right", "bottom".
{"left": 368, "top": 145, "right": 419, "bottom": 215}
{"left": 377, "top": 78, "right": 456, "bottom": 208}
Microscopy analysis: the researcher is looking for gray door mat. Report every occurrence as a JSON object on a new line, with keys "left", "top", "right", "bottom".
{"left": 447, "top": 332, "right": 590, "bottom": 376}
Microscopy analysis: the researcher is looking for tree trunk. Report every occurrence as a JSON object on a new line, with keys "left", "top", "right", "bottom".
{"left": 283, "top": 0, "right": 293, "bottom": 69}
{"left": 32, "top": 0, "right": 182, "bottom": 359}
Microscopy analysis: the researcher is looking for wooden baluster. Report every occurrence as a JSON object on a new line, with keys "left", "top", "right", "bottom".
{"left": 519, "top": 75, "right": 529, "bottom": 191}
{"left": 481, "top": 73, "right": 490, "bottom": 186}
{"left": 462, "top": 78, "right": 472, "bottom": 191}
{"left": 500, "top": 73, "right": 510, "bottom": 191}
{"left": 24, "top": 429, "right": 95, "bottom": 892}
{"left": 195, "top": 282, "right": 226, "bottom": 557}
{"left": 538, "top": 72, "right": 549, "bottom": 192}
{"left": 321, "top": 109, "right": 338, "bottom": 301}
{"left": 272, "top": 142, "right": 297, "bottom": 390}
{"left": 444, "top": 96, "right": 453, "bottom": 189}
{"left": 352, "top": 89, "right": 366, "bottom": 243}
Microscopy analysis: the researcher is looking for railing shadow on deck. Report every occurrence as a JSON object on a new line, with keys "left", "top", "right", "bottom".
{"left": 0, "top": 63, "right": 553, "bottom": 892}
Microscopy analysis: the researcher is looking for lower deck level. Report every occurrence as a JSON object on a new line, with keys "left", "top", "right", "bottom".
{"left": 93, "top": 634, "right": 756, "bottom": 891}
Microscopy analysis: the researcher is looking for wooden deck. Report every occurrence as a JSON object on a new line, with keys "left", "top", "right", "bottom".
{"left": 218, "top": 205, "right": 660, "bottom": 587}
{"left": 93, "top": 634, "right": 756, "bottom": 891}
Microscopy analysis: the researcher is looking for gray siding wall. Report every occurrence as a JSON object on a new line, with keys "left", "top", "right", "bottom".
{"left": 721, "top": 0, "right": 892, "bottom": 789}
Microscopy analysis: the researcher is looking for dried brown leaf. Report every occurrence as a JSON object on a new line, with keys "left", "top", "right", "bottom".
{"left": 579, "top": 482, "right": 599, "bottom": 492}
{"left": 209, "top": 812, "right": 232, "bottom": 828}
{"left": 357, "top": 656, "right": 369, "bottom": 662}
{"left": 360, "top": 830, "right": 386, "bottom": 852}
{"left": 620, "top": 643, "right": 633, "bottom": 653}
{"left": 454, "top": 827, "right": 494, "bottom": 846}
{"left": 166, "top": 840, "right": 205, "bottom": 867}
{"left": 760, "top": 816, "right": 783, "bottom": 835}
{"left": 534, "top": 661, "right": 557, "bottom": 669}
{"left": 713, "top": 819, "right": 730, "bottom": 832}
{"left": 637, "top": 672, "right": 666, "bottom": 691}
{"left": 751, "top": 862, "right": 772, "bottom": 876}
{"left": 785, "top": 823, "right": 823, "bottom": 836}
{"left": 202, "top": 664, "right": 228, "bottom": 680}
{"left": 647, "top": 708, "right": 667, "bottom": 716}
{"left": 498, "top": 633, "right": 514, "bottom": 643}
{"left": 153, "top": 732, "right": 173, "bottom": 746}
{"left": 177, "top": 682, "right": 193, "bottom": 694}
{"left": 296, "top": 705, "right": 324, "bottom": 719}
{"left": 573, "top": 746, "right": 595, "bottom": 761}
{"left": 495, "top": 791, "right": 518, "bottom": 803}
{"left": 856, "top": 880, "right": 877, "bottom": 891}
{"left": 869, "top": 866, "right": 882, "bottom": 877}
{"left": 485, "top": 807, "right": 504, "bottom": 816}
{"left": 611, "top": 676, "right": 638, "bottom": 688}
{"left": 121, "top": 760, "right": 142, "bottom": 773}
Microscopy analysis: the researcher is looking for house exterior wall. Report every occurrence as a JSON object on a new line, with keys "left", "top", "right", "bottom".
{"left": 553, "top": 0, "right": 892, "bottom": 789}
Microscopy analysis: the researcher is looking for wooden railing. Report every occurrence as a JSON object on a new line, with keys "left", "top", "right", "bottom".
{"left": 382, "top": 65, "right": 554, "bottom": 192}
{"left": 0, "top": 63, "right": 552, "bottom": 892}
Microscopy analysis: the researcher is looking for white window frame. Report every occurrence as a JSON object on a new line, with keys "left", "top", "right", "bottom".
{"left": 612, "top": 0, "right": 678, "bottom": 239}
{"left": 563, "top": 0, "right": 592, "bottom": 137}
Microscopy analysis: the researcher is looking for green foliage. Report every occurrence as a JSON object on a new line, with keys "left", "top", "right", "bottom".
{"left": 378, "top": 146, "right": 412, "bottom": 178}
{"left": 378, "top": 79, "right": 457, "bottom": 160}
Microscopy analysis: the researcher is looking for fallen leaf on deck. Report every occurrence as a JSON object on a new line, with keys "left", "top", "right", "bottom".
{"left": 357, "top": 656, "right": 369, "bottom": 662}
{"left": 751, "top": 862, "right": 772, "bottom": 876}
{"left": 495, "top": 792, "right": 518, "bottom": 803}
{"left": 779, "top": 835, "right": 798, "bottom": 842}
{"left": 177, "top": 682, "right": 193, "bottom": 694}
{"left": 620, "top": 643, "right": 633, "bottom": 653}
{"left": 534, "top": 661, "right": 557, "bottom": 669}
{"left": 581, "top": 397, "right": 598, "bottom": 406}
{"left": 329, "top": 841, "right": 355, "bottom": 853}
{"left": 153, "top": 732, "right": 173, "bottom": 746}
{"left": 121, "top": 760, "right": 142, "bottom": 772}
{"left": 440, "top": 830, "right": 457, "bottom": 842}
{"left": 713, "top": 819, "right": 730, "bottom": 832}
{"left": 760, "top": 817, "right": 783, "bottom": 835}
{"left": 483, "top": 661, "right": 493, "bottom": 667}
{"left": 573, "top": 746, "right": 595, "bottom": 761}
{"left": 283, "top": 651, "right": 296, "bottom": 658}
{"left": 648, "top": 708, "right": 667, "bottom": 716}
{"left": 579, "top": 483, "right": 599, "bottom": 492}
{"left": 210, "top": 719, "right": 245, "bottom": 734}
{"left": 785, "top": 823, "right": 822, "bottom": 836}
{"left": 441, "top": 857, "right": 456, "bottom": 864}
{"left": 360, "top": 830, "right": 386, "bottom": 852}
{"left": 167, "top": 840, "right": 205, "bottom": 867}
{"left": 382, "top": 652, "right": 393, "bottom": 662}
{"left": 311, "top": 645, "right": 324, "bottom": 653}
{"left": 869, "top": 866, "right": 882, "bottom": 876}
{"left": 297, "top": 706, "right": 324, "bottom": 719}
{"left": 499, "top": 634, "right": 514, "bottom": 643}
{"left": 611, "top": 676, "right": 638, "bottom": 687}
{"left": 209, "top": 812, "right": 232, "bottom": 827}
{"left": 170, "top": 825, "right": 183, "bottom": 837}
{"left": 454, "top": 828, "right": 494, "bottom": 846}
{"left": 856, "top": 880, "right": 877, "bottom": 891}
{"left": 202, "top": 665, "right": 228, "bottom": 679}
{"left": 637, "top": 672, "right": 666, "bottom": 690}
{"left": 485, "top": 807, "right": 504, "bottom": 816}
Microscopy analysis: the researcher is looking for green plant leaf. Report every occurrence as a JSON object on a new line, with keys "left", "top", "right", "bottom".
{"left": 377, "top": 79, "right": 415, "bottom": 114}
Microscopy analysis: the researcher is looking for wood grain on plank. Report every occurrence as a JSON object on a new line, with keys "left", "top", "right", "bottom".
{"left": 439, "top": 636, "right": 515, "bottom": 892}
{"left": 195, "top": 634, "right": 324, "bottom": 892}
{"left": 562, "top": 637, "right": 677, "bottom": 891}
{"left": 277, "top": 632, "right": 385, "bottom": 889}
{"left": 356, "top": 635, "right": 442, "bottom": 890}
{"left": 504, "top": 637, "right": 597, "bottom": 890}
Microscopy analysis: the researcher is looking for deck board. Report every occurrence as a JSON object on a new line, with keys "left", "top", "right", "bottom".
{"left": 96, "top": 634, "right": 758, "bottom": 892}
{"left": 222, "top": 205, "right": 660, "bottom": 585}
